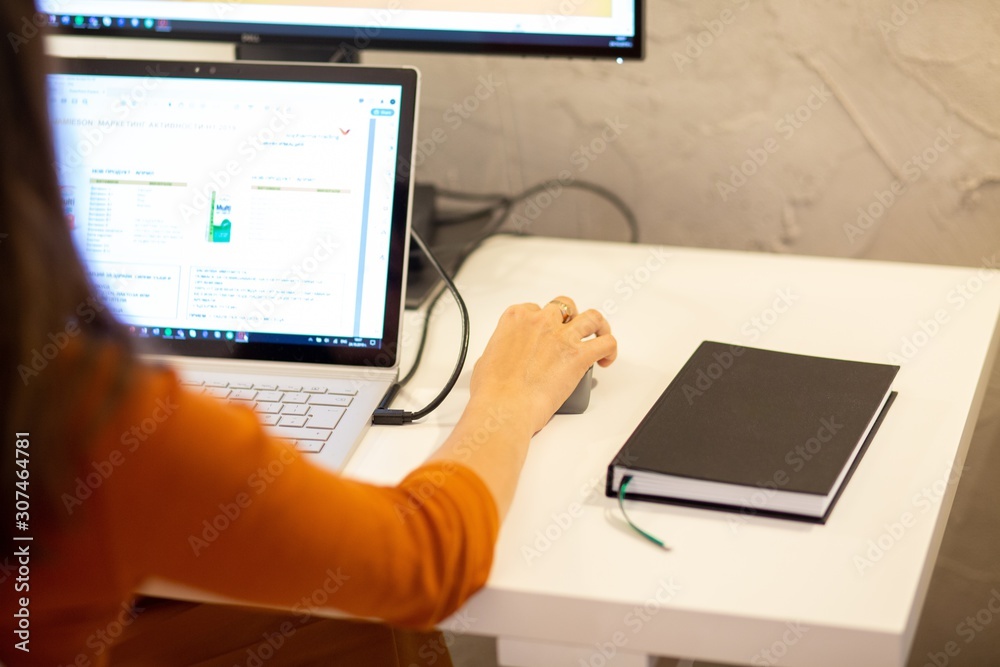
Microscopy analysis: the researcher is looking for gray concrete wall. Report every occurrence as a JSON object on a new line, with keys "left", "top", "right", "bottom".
{"left": 368, "top": 0, "right": 1000, "bottom": 267}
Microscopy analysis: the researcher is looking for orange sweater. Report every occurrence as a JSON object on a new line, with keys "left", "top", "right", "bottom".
{"left": 0, "top": 361, "right": 499, "bottom": 666}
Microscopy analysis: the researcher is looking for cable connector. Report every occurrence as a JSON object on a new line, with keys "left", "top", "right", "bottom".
{"left": 372, "top": 409, "right": 414, "bottom": 426}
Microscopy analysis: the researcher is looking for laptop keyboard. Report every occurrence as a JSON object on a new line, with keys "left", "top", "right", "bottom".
{"left": 180, "top": 379, "right": 357, "bottom": 453}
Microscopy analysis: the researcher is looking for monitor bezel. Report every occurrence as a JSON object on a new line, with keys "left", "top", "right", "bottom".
{"left": 45, "top": 2, "right": 644, "bottom": 61}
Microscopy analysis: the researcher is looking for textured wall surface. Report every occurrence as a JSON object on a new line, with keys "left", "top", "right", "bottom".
{"left": 367, "top": 0, "right": 1000, "bottom": 268}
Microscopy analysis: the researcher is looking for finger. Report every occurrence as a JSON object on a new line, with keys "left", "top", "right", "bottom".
{"left": 583, "top": 332, "right": 618, "bottom": 366}
{"left": 568, "top": 308, "right": 612, "bottom": 339}
{"left": 544, "top": 296, "right": 577, "bottom": 323}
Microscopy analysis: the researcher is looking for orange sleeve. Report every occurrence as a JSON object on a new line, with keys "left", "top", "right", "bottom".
{"left": 97, "top": 366, "right": 500, "bottom": 629}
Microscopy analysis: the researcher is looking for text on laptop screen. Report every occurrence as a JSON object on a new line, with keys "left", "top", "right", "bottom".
{"left": 48, "top": 71, "right": 404, "bottom": 351}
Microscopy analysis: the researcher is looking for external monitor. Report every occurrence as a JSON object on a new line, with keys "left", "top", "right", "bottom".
{"left": 41, "top": 1, "right": 643, "bottom": 61}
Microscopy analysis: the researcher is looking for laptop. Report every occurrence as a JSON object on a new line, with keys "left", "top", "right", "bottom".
{"left": 47, "top": 58, "right": 419, "bottom": 471}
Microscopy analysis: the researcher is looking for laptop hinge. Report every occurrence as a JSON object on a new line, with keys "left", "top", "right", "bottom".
{"left": 141, "top": 354, "right": 398, "bottom": 382}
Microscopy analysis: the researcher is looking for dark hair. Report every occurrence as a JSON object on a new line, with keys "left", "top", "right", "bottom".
{"left": 1, "top": 0, "right": 136, "bottom": 544}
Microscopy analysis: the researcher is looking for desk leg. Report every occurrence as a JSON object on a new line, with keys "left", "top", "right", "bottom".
{"left": 497, "top": 636, "right": 654, "bottom": 667}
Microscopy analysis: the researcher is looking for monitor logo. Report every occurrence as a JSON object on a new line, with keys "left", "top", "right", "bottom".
{"left": 240, "top": 33, "right": 261, "bottom": 44}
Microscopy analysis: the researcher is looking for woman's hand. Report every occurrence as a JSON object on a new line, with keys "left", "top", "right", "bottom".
{"left": 469, "top": 296, "right": 618, "bottom": 435}
{"left": 428, "top": 296, "right": 617, "bottom": 520}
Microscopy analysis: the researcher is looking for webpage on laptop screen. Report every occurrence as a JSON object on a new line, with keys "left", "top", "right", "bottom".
{"left": 48, "top": 73, "right": 402, "bottom": 348}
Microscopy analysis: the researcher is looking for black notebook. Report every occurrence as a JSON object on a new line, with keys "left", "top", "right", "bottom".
{"left": 606, "top": 341, "right": 899, "bottom": 523}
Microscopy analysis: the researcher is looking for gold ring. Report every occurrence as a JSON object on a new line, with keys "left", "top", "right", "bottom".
{"left": 550, "top": 299, "right": 572, "bottom": 323}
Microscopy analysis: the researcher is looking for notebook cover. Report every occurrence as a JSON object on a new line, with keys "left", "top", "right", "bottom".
{"left": 607, "top": 392, "right": 896, "bottom": 524}
{"left": 605, "top": 341, "right": 899, "bottom": 522}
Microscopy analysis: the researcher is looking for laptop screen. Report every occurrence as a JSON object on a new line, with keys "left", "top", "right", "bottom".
{"left": 47, "top": 59, "right": 417, "bottom": 368}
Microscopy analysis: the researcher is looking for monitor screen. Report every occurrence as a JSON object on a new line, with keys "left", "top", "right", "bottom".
{"left": 40, "top": 1, "right": 642, "bottom": 60}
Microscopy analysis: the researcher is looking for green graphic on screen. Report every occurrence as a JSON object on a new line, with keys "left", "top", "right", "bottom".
{"left": 208, "top": 190, "right": 232, "bottom": 243}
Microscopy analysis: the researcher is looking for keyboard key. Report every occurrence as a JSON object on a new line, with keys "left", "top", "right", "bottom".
{"left": 278, "top": 415, "right": 308, "bottom": 428}
{"left": 255, "top": 391, "right": 283, "bottom": 403}
{"left": 304, "top": 386, "right": 328, "bottom": 394}
{"left": 309, "top": 394, "right": 353, "bottom": 407}
{"left": 230, "top": 382, "right": 254, "bottom": 390}
{"left": 229, "top": 389, "right": 258, "bottom": 401}
{"left": 281, "top": 404, "right": 310, "bottom": 416}
{"left": 278, "top": 384, "right": 302, "bottom": 392}
{"left": 256, "top": 403, "right": 282, "bottom": 414}
{"left": 205, "top": 387, "right": 231, "bottom": 399}
{"left": 256, "top": 383, "right": 278, "bottom": 391}
{"left": 269, "top": 426, "right": 332, "bottom": 442}
{"left": 205, "top": 380, "right": 230, "bottom": 388}
{"left": 306, "top": 406, "right": 345, "bottom": 429}
{"left": 282, "top": 392, "right": 309, "bottom": 404}
{"left": 329, "top": 386, "right": 358, "bottom": 396}
{"left": 180, "top": 379, "right": 205, "bottom": 387}
{"left": 259, "top": 414, "right": 280, "bottom": 426}
{"left": 296, "top": 440, "right": 325, "bottom": 453}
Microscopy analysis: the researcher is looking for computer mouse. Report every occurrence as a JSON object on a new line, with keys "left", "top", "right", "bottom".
{"left": 557, "top": 366, "right": 594, "bottom": 414}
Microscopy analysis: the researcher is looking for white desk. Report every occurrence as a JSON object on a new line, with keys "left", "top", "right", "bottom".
{"left": 149, "top": 236, "right": 1000, "bottom": 667}
{"left": 351, "top": 236, "right": 1000, "bottom": 667}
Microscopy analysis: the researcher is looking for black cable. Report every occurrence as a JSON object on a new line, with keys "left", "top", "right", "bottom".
{"left": 395, "top": 179, "right": 639, "bottom": 399}
{"left": 436, "top": 179, "right": 640, "bottom": 243}
{"left": 435, "top": 188, "right": 508, "bottom": 202}
{"left": 505, "top": 180, "right": 640, "bottom": 244}
{"left": 373, "top": 228, "right": 469, "bottom": 425}
{"left": 433, "top": 204, "right": 500, "bottom": 226}
{"left": 398, "top": 284, "right": 445, "bottom": 387}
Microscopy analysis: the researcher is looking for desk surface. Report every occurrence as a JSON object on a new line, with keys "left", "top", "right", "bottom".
{"left": 152, "top": 236, "right": 1000, "bottom": 667}
{"left": 352, "top": 236, "right": 1000, "bottom": 667}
